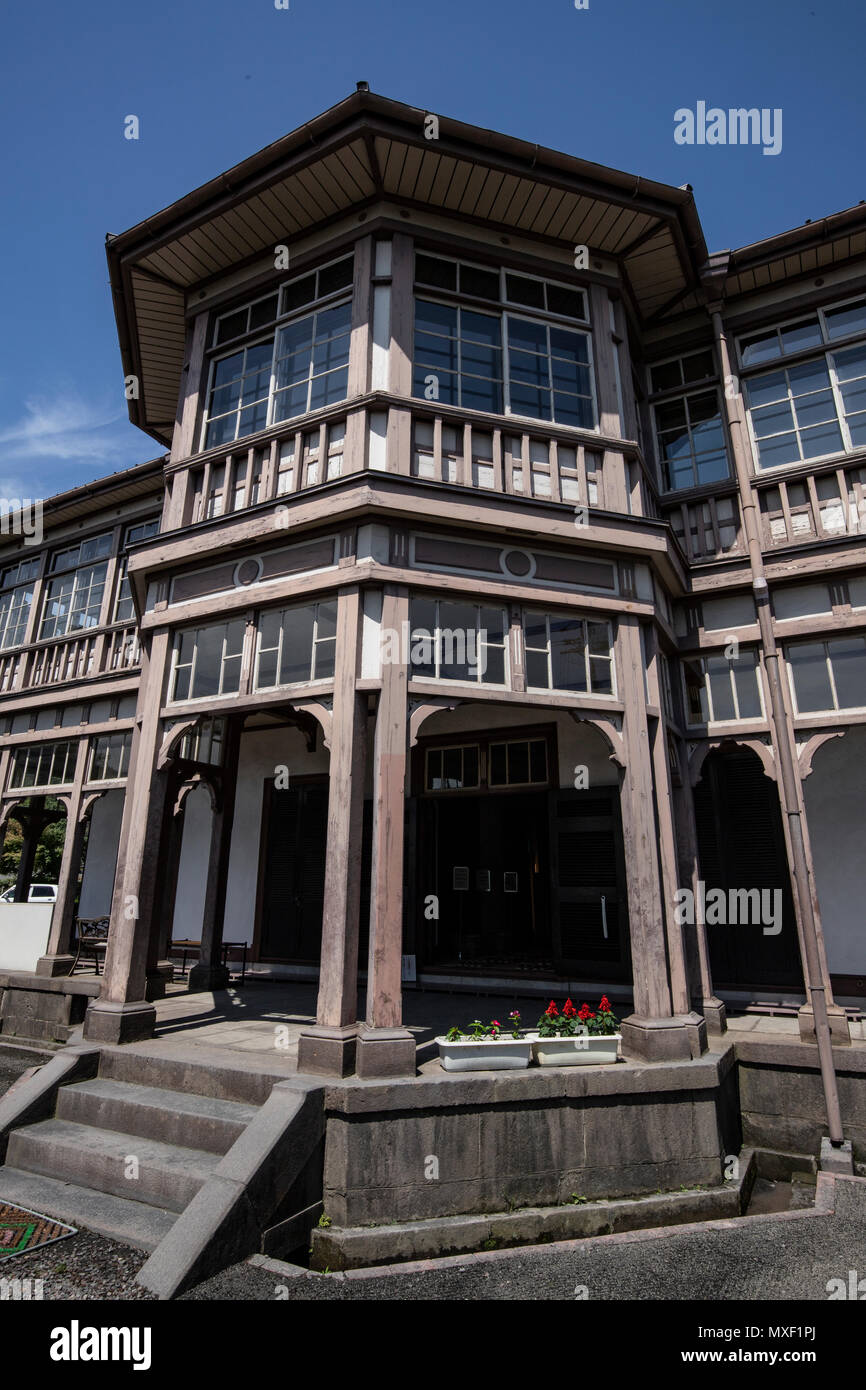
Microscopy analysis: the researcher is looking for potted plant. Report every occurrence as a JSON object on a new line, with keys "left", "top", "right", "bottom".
{"left": 530, "top": 996, "right": 621, "bottom": 1067}
{"left": 436, "top": 1013, "right": 533, "bottom": 1071}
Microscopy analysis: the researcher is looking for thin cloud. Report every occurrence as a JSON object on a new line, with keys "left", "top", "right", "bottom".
{"left": 0, "top": 395, "right": 153, "bottom": 492}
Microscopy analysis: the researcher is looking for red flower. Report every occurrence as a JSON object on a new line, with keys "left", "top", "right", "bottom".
{"left": 562, "top": 998, "right": 577, "bottom": 1017}
{"left": 577, "top": 1003, "right": 595, "bottom": 1022}
{"left": 599, "top": 996, "right": 611, "bottom": 1012}
{"left": 491, "top": 1020, "right": 500, "bottom": 1027}
{"left": 544, "top": 1000, "right": 559, "bottom": 1017}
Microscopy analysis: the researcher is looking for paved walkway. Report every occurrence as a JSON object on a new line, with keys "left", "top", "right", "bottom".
{"left": 146, "top": 980, "right": 866, "bottom": 1072}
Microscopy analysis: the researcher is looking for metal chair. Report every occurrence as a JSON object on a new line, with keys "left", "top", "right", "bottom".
{"left": 72, "top": 917, "right": 110, "bottom": 974}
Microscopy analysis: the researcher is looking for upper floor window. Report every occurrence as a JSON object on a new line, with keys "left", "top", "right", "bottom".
{"left": 787, "top": 635, "right": 866, "bottom": 713}
{"left": 171, "top": 619, "right": 245, "bottom": 702}
{"left": 9, "top": 740, "right": 76, "bottom": 789}
{"left": 202, "top": 256, "right": 354, "bottom": 451}
{"left": 0, "top": 558, "right": 39, "bottom": 651}
{"left": 648, "top": 349, "right": 730, "bottom": 492}
{"left": 522, "top": 610, "right": 615, "bottom": 695}
{"left": 88, "top": 731, "right": 132, "bottom": 781}
{"left": 114, "top": 518, "right": 160, "bottom": 624}
{"left": 739, "top": 295, "right": 866, "bottom": 470}
{"left": 684, "top": 650, "right": 764, "bottom": 725}
{"left": 255, "top": 600, "right": 336, "bottom": 689}
{"left": 409, "top": 596, "right": 508, "bottom": 686}
{"left": 40, "top": 533, "right": 113, "bottom": 641}
{"left": 412, "top": 253, "right": 595, "bottom": 430}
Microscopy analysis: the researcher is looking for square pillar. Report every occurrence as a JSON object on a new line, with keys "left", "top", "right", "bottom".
{"left": 616, "top": 618, "right": 706, "bottom": 1063}
{"left": 188, "top": 719, "right": 242, "bottom": 995}
{"left": 355, "top": 586, "right": 415, "bottom": 1079}
{"left": 83, "top": 631, "right": 171, "bottom": 1043}
{"left": 298, "top": 587, "right": 368, "bottom": 1077}
{"left": 36, "top": 741, "right": 90, "bottom": 977}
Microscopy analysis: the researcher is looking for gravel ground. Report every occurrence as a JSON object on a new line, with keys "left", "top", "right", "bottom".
{"left": 0, "top": 1229, "right": 156, "bottom": 1300}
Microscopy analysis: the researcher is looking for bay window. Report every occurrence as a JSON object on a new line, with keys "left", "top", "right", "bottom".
{"left": 40, "top": 534, "right": 112, "bottom": 640}
{"left": 0, "top": 558, "right": 38, "bottom": 650}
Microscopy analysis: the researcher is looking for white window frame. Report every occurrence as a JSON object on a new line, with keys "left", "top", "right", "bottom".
{"left": 785, "top": 635, "right": 866, "bottom": 715}
{"left": 170, "top": 620, "right": 246, "bottom": 703}
{"left": 253, "top": 600, "right": 337, "bottom": 692}
{"left": 522, "top": 609, "right": 616, "bottom": 697}
{"left": 408, "top": 598, "right": 510, "bottom": 688}
{"left": 683, "top": 649, "right": 766, "bottom": 726}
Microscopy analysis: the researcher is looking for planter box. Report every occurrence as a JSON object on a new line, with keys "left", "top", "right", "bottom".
{"left": 436, "top": 1036, "right": 533, "bottom": 1071}
{"left": 529, "top": 1032, "right": 621, "bottom": 1067}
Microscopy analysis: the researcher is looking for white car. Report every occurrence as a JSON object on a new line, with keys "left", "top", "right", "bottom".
{"left": 0, "top": 884, "right": 58, "bottom": 904}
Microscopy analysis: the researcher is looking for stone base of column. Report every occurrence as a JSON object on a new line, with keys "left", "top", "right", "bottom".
{"left": 297, "top": 1024, "right": 358, "bottom": 1077}
{"left": 34, "top": 954, "right": 75, "bottom": 978}
{"left": 797, "top": 1003, "right": 850, "bottom": 1045}
{"left": 187, "top": 963, "right": 230, "bottom": 994}
{"left": 355, "top": 1025, "right": 416, "bottom": 1079}
{"left": 144, "top": 963, "right": 174, "bottom": 1002}
{"left": 700, "top": 996, "right": 727, "bottom": 1036}
{"left": 83, "top": 999, "right": 156, "bottom": 1044}
{"left": 620, "top": 1011, "right": 707, "bottom": 1063}
{"left": 819, "top": 1136, "right": 854, "bottom": 1174}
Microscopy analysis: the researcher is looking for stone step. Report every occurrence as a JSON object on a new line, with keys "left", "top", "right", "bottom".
{"left": 99, "top": 1045, "right": 286, "bottom": 1106}
{"left": 7, "top": 1119, "right": 220, "bottom": 1214}
{"left": 57, "top": 1078, "right": 257, "bottom": 1156}
{"left": 0, "top": 1166, "right": 177, "bottom": 1253}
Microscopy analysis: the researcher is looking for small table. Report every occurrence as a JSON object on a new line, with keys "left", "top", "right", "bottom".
{"left": 170, "top": 939, "right": 248, "bottom": 985}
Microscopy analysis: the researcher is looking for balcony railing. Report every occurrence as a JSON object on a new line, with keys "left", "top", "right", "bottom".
{"left": 0, "top": 624, "right": 141, "bottom": 698}
{"left": 181, "top": 401, "right": 642, "bottom": 528}
{"left": 661, "top": 491, "right": 746, "bottom": 562}
{"left": 756, "top": 458, "right": 866, "bottom": 548}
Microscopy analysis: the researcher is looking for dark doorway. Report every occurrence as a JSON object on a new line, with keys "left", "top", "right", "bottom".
{"left": 417, "top": 791, "right": 551, "bottom": 969}
{"left": 693, "top": 746, "right": 801, "bottom": 989}
{"left": 257, "top": 778, "right": 328, "bottom": 962}
{"left": 549, "top": 787, "right": 630, "bottom": 981}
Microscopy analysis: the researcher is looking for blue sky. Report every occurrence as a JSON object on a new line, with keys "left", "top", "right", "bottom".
{"left": 1, "top": 0, "right": 864, "bottom": 500}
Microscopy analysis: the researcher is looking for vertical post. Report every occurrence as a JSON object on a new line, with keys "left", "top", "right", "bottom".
{"left": 617, "top": 617, "right": 706, "bottom": 1062}
{"left": 189, "top": 718, "right": 242, "bottom": 994}
{"left": 711, "top": 306, "right": 850, "bottom": 1123}
{"left": 673, "top": 748, "right": 727, "bottom": 1034}
{"left": 36, "top": 740, "right": 91, "bottom": 976}
{"left": 297, "top": 587, "right": 368, "bottom": 1076}
{"left": 356, "top": 585, "right": 415, "bottom": 1078}
{"left": 83, "top": 630, "right": 171, "bottom": 1043}
{"left": 13, "top": 798, "right": 46, "bottom": 902}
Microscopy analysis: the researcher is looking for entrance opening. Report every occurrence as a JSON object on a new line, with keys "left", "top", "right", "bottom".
{"left": 257, "top": 778, "right": 328, "bottom": 962}
{"left": 693, "top": 745, "right": 800, "bottom": 989}
{"left": 418, "top": 790, "right": 551, "bottom": 970}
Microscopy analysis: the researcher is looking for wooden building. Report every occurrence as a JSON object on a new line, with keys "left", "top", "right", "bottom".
{"left": 1, "top": 88, "right": 864, "bottom": 1075}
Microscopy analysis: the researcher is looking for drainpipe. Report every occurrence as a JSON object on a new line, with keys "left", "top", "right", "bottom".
{"left": 710, "top": 306, "right": 845, "bottom": 1147}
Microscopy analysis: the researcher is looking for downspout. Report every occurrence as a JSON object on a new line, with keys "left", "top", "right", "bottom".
{"left": 710, "top": 303, "right": 845, "bottom": 1147}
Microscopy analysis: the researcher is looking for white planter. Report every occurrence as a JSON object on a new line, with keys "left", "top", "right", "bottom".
{"left": 436, "top": 1036, "right": 533, "bottom": 1071}
{"left": 529, "top": 1032, "right": 621, "bottom": 1067}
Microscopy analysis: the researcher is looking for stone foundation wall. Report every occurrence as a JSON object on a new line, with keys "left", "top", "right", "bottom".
{"left": 322, "top": 1048, "right": 741, "bottom": 1227}
{"left": 0, "top": 973, "right": 101, "bottom": 1047}
{"left": 736, "top": 1039, "right": 866, "bottom": 1166}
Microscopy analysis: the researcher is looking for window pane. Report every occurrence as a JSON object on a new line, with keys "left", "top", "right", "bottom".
{"left": 505, "top": 274, "right": 545, "bottom": 308}
{"left": 416, "top": 255, "right": 457, "bottom": 291}
{"left": 526, "top": 649, "right": 549, "bottom": 688}
{"left": 192, "top": 625, "right": 224, "bottom": 697}
{"left": 706, "top": 657, "right": 736, "bottom": 721}
{"left": 278, "top": 606, "right": 316, "bottom": 684}
{"left": 828, "top": 637, "right": 866, "bottom": 708}
{"left": 550, "top": 617, "right": 586, "bottom": 691}
{"left": 529, "top": 740, "right": 547, "bottom": 783}
{"left": 789, "top": 644, "right": 834, "bottom": 712}
{"left": 825, "top": 299, "right": 866, "bottom": 341}
{"left": 733, "top": 654, "right": 762, "bottom": 718}
{"left": 509, "top": 741, "right": 530, "bottom": 785}
{"left": 489, "top": 743, "right": 507, "bottom": 786}
{"left": 459, "top": 264, "right": 499, "bottom": 301}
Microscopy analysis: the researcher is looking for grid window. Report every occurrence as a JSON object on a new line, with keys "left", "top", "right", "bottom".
{"left": 113, "top": 518, "right": 160, "bottom": 623}
{"left": 424, "top": 744, "right": 481, "bottom": 791}
{"left": 88, "top": 732, "right": 132, "bottom": 781}
{"left": 409, "top": 597, "right": 508, "bottom": 686}
{"left": 653, "top": 390, "right": 729, "bottom": 491}
{"left": 523, "top": 611, "right": 614, "bottom": 695}
{"left": 203, "top": 257, "right": 353, "bottom": 450}
{"left": 255, "top": 601, "right": 337, "bottom": 690}
{"left": 787, "top": 636, "right": 866, "bottom": 713}
{"left": 489, "top": 738, "right": 548, "bottom": 787}
{"left": 649, "top": 349, "right": 716, "bottom": 395}
{"left": 9, "top": 740, "right": 76, "bottom": 789}
{"left": 171, "top": 620, "right": 246, "bottom": 701}
{"left": 179, "top": 717, "right": 225, "bottom": 767}
{"left": 413, "top": 300, "right": 503, "bottom": 414}
{"left": 746, "top": 360, "right": 844, "bottom": 468}
{"left": 684, "top": 650, "right": 763, "bottom": 724}
{"left": 506, "top": 316, "right": 594, "bottom": 428}
{"left": 40, "top": 563, "right": 108, "bottom": 640}
{"left": 0, "top": 559, "right": 38, "bottom": 650}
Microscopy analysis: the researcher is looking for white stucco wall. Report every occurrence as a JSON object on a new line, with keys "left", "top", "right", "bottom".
{"left": 172, "top": 723, "right": 331, "bottom": 945}
{"left": 804, "top": 726, "right": 866, "bottom": 976}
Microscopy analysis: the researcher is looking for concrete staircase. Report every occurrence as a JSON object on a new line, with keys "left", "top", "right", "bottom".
{"left": 0, "top": 1050, "right": 262, "bottom": 1253}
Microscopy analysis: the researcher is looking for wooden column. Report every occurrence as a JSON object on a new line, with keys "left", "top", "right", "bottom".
{"left": 36, "top": 740, "right": 90, "bottom": 976}
{"left": 674, "top": 747, "right": 727, "bottom": 1035}
{"left": 144, "top": 765, "right": 185, "bottom": 998}
{"left": 189, "top": 718, "right": 242, "bottom": 994}
{"left": 355, "top": 585, "right": 415, "bottom": 1078}
{"left": 297, "top": 587, "right": 368, "bottom": 1077}
{"left": 616, "top": 617, "right": 706, "bottom": 1062}
{"left": 83, "top": 630, "right": 171, "bottom": 1044}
